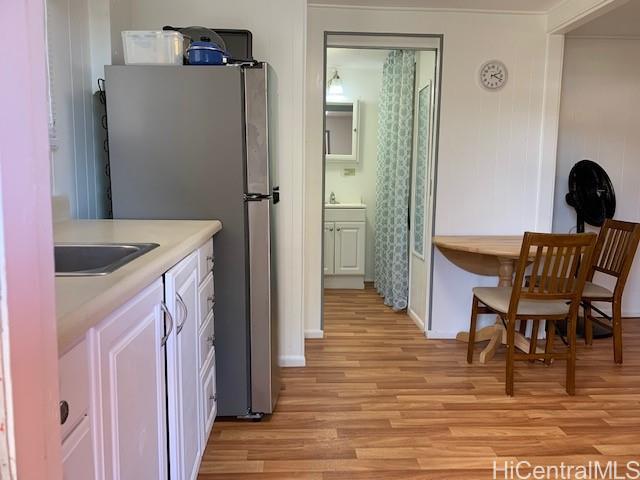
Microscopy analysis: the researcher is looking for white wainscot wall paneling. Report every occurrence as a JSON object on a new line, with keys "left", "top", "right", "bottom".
{"left": 553, "top": 37, "right": 640, "bottom": 317}
{"left": 304, "top": 5, "right": 565, "bottom": 338}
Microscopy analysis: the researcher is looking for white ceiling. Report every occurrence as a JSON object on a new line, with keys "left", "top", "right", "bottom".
{"left": 308, "top": 0, "right": 564, "bottom": 13}
{"left": 327, "top": 48, "right": 392, "bottom": 70}
{"left": 568, "top": 0, "right": 640, "bottom": 36}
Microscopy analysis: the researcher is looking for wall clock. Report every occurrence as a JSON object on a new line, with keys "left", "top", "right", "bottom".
{"left": 479, "top": 60, "right": 508, "bottom": 90}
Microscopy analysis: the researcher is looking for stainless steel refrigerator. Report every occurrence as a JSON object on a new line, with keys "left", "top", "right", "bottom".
{"left": 105, "top": 63, "right": 279, "bottom": 417}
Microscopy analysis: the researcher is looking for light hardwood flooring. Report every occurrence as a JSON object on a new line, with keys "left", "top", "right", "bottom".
{"left": 199, "top": 285, "right": 640, "bottom": 479}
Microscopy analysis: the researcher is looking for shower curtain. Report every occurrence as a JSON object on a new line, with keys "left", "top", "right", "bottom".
{"left": 375, "top": 50, "right": 416, "bottom": 311}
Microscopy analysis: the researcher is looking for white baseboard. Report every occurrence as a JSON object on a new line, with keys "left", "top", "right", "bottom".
{"left": 407, "top": 308, "right": 425, "bottom": 332}
{"left": 305, "top": 329, "right": 324, "bottom": 339}
{"left": 426, "top": 330, "right": 458, "bottom": 339}
{"left": 324, "top": 275, "right": 364, "bottom": 289}
{"left": 279, "top": 355, "right": 306, "bottom": 367}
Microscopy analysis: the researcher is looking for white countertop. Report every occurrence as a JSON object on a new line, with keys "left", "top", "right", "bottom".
{"left": 55, "top": 219, "right": 222, "bottom": 354}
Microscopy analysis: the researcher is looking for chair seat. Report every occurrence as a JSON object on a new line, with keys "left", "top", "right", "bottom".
{"left": 473, "top": 287, "right": 570, "bottom": 316}
{"left": 582, "top": 281, "right": 613, "bottom": 300}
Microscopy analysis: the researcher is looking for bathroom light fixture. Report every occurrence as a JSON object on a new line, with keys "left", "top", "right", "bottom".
{"left": 328, "top": 70, "right": 344, "bottom": 95}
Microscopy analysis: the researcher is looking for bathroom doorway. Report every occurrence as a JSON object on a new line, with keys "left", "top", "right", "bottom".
{"left": 320, "top": 33, "right": 442, "bottom": 334}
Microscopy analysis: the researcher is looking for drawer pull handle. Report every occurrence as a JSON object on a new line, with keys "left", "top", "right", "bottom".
{"left": 60, "top": 400, "right": 69, "bottom": 425}
{"left": 207, "top": 334, "right": 215, "bottom": 347}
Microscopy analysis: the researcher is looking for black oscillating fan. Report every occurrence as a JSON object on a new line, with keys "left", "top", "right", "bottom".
{"left": 565, "top": 159, "right": 616, "bottom": 233}
{"left": 564, "top": 159, "right": 616, "bottom": 339}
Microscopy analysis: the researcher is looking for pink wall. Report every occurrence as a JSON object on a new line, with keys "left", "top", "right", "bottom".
{"left": 0, "top": 0, "right": 63, "bottom": 477}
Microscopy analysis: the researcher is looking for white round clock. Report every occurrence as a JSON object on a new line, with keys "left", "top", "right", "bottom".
{"left": 479, "top": 60, "right": 508, "bottom": 90}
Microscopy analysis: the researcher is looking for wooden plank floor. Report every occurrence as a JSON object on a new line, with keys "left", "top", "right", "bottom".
{"left": 199, "top": 285, "right": 640, "bottom": 479}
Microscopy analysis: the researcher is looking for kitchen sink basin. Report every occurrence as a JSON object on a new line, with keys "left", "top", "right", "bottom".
{"left": 55, "top": 243, "right": 159, "bottom": 276}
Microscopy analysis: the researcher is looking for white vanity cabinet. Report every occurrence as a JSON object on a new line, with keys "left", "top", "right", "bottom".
{"left": 334, "top": 222, "right": 366, "bottom": 275}
{"left": 324, "top": 206, "right": 366, "bottom": 289}
{"left": 324, "top": 222, "right": 336, "bottom": 274}
{"left": 62, "top": 236, "right": 217, "bottom": 480}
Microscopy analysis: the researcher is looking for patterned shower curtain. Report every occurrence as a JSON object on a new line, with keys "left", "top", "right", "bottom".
{"left": 375, "top": 50, "right": 416, "bottom": 311}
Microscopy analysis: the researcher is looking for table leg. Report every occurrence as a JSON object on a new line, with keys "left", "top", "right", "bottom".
{"left": 476, "top": 258, "right": 514, "bottom": 363}
{"left": 497, "top": 257, "right": 514, "bottom": 287}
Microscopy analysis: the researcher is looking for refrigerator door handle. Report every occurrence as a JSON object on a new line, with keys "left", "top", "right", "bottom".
{"left": 244, "top": 193, "right": 271, "bottom": 202}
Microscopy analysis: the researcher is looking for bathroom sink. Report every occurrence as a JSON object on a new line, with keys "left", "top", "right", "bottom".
{"left": 54, "top": 243, "right": 159, "bottom": 276}
{"left": 324, "top": 203, "right": 366, "bottom": 209}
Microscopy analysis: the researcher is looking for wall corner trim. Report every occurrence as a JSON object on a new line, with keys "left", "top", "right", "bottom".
{"left": 407, "top": 309, "right": 425, "bottom": 332}
{"left": 279, "top": 355, "right": 307, "bottom": 368}
{"left": 426, "top": 330, "right": 458, "bottom": 340}
{"left": 305, "top": 330, "right": 325, "bottom": 339}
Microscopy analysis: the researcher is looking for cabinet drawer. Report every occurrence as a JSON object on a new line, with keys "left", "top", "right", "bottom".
{"left": 198, "top": 272, "right": 215, "bottom": 326}
{"left": 197, "top": 239, "right": 214, "bottom": 284}
{"left": 199, "top": 312, "right": 215, "bottom": 370}
{"left": 325, "top": 207, "right": 366, "bottom": 222}
{"left": 59, "top": 339, "right": 90, "bottom": 441}
{"left": 201, "top": 358, "right": 217, "bottom": 443}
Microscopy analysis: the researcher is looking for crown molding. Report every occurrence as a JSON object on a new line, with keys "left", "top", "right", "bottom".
{"left": 308, "top": 3, "right": 548, "bottom": 16}
{"left": 567, "top": 34, "right": 640, "bottom": 39}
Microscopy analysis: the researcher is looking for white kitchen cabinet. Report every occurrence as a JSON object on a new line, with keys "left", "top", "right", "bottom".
{"left": 334, "top": 221, "right": 365, "bottom": 275}
{"left": 165, "top": 251, "right": 202, "bottom": 480}
{"left": 62, "top": 417, "right": 94, "bottom": 480}
{"left": 64, "top": 237, "right": 218, "bottom": 480}
{"left": 92, "top": 279, "right": 168, "bottom": 480}
{"left": 196, "top": 242, "right": 217, "bottom": 450}
{"left": 324, "top": 222, "right": 335, "bottom": 275}
{"left": 201, "top": 353, "right": 217, "bottom": 445}
{"left": 60, "top": 339, "right": 94, "bottom": 480}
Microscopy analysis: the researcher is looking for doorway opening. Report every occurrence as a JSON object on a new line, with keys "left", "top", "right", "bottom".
{"left": 321, "top": 33, "right": 443, "bottom": 335}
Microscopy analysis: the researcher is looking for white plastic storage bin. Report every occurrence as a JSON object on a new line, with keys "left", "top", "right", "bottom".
{"left": 122, "top": 31, "right": 184, "bottom": 65}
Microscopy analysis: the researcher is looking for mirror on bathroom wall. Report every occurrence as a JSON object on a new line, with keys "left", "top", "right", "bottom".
{"left": 412, "top": 83, "right": 432, "bottom": 258}
{"left": 325, "top": 100, "right": 359, "bottom": 163}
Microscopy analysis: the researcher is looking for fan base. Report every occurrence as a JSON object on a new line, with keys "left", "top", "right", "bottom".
{"left": 556, "top": 316, "right": 613, "bottom": 340}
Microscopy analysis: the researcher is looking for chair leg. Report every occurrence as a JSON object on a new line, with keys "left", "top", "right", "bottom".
{"left": 528, "top": 320, "right": 539, "bottom": 363}
{"left": 505, "top": 316, "right": 517, "bottom": 396}
{"left": 584, "top": 301, "right": 593, "bottom": 346}
{"left": 612, "top": 299, "right": 623, "bottom": 364}
{"left": 566, "top": 316, "right": 577, "bottom": 396}
{"left": 467, "top": 296, "right": 479, "bottom": 364}
{"left": 545, "top": 321, "right": 555, "bottom": 366}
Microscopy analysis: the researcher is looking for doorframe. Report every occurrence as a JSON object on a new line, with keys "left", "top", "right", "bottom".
{"left": 319, "top": 32, "right": 444, "bottom": 333}
{"left": 0, "top": 0, "right": 62, "bottom": 477}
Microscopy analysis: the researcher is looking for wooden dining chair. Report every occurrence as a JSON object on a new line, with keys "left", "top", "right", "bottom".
{"left": 467, "top": 232, "right": 597, "bottom": 396}
{"left": 582, "top": 219, "right": 640, "bottom": 364}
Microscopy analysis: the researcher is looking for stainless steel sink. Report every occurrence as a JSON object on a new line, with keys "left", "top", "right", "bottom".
{"left": 54, "top": 243, "right": 159, "bottom": 276}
